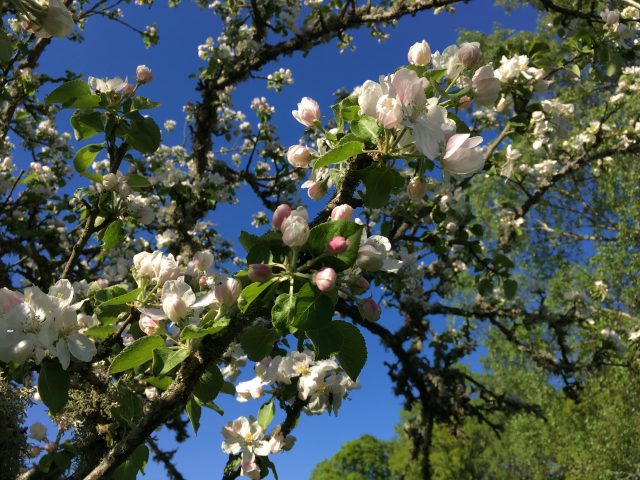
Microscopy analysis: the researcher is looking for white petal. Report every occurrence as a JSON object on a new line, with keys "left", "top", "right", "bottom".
{"left": 138, "top": 308, "right": 167, "bottom": 320}
{"left": 67, "top": 333, "right": 97, "bottom": 362}
{"left": 56, "top": 340, "right": 71, "bottom": 370}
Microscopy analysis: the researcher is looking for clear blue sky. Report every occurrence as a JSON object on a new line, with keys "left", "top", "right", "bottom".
{"left": 26, "top": 2, "right": 537, "bottom": 478}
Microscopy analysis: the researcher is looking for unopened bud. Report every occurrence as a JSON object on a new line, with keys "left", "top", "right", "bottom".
{"left": 248, "top": 264, "right": 272, "bottom": 283}
{"left": 327, "top": 236, "right": 349, "bottom": 254}
{"left": 331, "top": 204, "right": 354, "bottom": 221}
{"left": 359, "top": 297, "right": 381, "bottom": 322}
{"left": 136, "top": 65, "right": 153, "bottom": 84}
{"left": 314, "top": 267, "right": 337, "bottom": 292}
{"left": 272, "top": 204, "right": 292, "bottom": 230}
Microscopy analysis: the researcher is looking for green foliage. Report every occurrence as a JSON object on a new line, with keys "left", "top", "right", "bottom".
{"left": 108, "top": 335, "right": 165, "bottom": 374}
{"left": 314, "top": 141, "right": 364, "bottom": 169}
{"left": 38, "top": 359, "right": 70, "bottom": 414}
{"left": 239, "top": 325, "right": 279, "bottom": 361}
{"left": 310, "top": 435, "right": 392, "bottom": 480}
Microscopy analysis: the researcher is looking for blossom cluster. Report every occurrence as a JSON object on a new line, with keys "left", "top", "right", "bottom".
{"left": 221, "top": 417, "right": 294, "bottom": 480}
{"left": 0, "top": 280, "right": 96, "bottom": 369}
{"left": 235, "top": 350, "right": 359, "bottom": 416}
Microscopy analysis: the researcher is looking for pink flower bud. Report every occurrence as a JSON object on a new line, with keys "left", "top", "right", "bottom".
{"left": 139, "top": 315, "right": 161, "bottom": 335}
{"left": 407, "top": 177, "right": 428, "bottom": 199}
{"left": 162, "top": 294, "right": 188, "bottom": 322}
{"left": 192, "top": 250, "right": 214, "bottom": 271}
{"left": 292, "top": 97, "right": 321, "bottom": 127}
{"left": 272, "top": 204, "right": 292, "bottom": 230}
{"left": 248, "top": 264, "right": 272, "bottom": 283}
{"left": 287, "top": 145, "right": 312, "bottom": 168}
{"left": 214, "top": 277, "right": 242, "bottom": 307}
{"left": 359, "top": 297, "right": 381, "bottom": 322}
{"left": 136, "top": 65, "right": 153, "bottom": 84}
{"left": 408, "top": 40, "right": 432, "bottom": 66}
{"left": 457, "top": 42, "right": 482, "bottom": 69}
{"left": 330, "top": 204, "right": 354, "bottom": 221}
{"left": 314, "top": 267, "right": 337, "bottom": 292}
{"left": 327, "top": 236, "right": 349, "bottom": 254}
{"left": 306, "top": 181, "right": 327, "bottom": 200}
{"left": 350, "top": 276, "right": 370, "bottom": 295}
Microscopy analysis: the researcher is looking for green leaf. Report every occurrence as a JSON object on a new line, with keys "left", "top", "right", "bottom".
{"left": 257, "top": 399, "right": 275, "bottom": 429}
{"left": 193, "top": 364, "right": 223, "bottom": 403}
{"left": 186, "top": 397, "right": 201, "bottom": 434}
{"left": 239, "top": 231, "right": 260, "bottom": 252}
{"left": 350, "top": 115, "right": 381, "bottom": 143}
{"left": 151, "top": 347, "right": 189, "bottom": 377}
{"left": 569, "top": 64, "right": 581, "bottom": 79}
{"left": 84, "top": 325, "right": 117, "bottom": 339}
{"left": 73, "top": 143, "right": 103, "bottom": 173}
{"left": 113, "top": 444, "right": 148, "bottom": 480}
{"left": 108, "top": 335, "right": 165, "bottom": 374}
{"left": 102, "top": 219, "right": 125, "bottom": 250}
{"left": 70, "top": 110, "right": 104, "bottom": 141}
{"left": 98, "top": 287, "right": 141, "bottom": 307}
{"left": 238, "top": 279, "right": 277, "bottom": 313}
{"left": 180, "top": 317, "right": 230, "bottom": 340}
{"left": 126, "top": 116, "right": 161, "bottom": 154}
{"left": 504, "top": 279, "right": 518, "bottom": 299}
{"left": 306, "top": 219, "right": 364, "bottom": 271}
{"left": 307, "top": 323, "right": 344, "bottom": 360}
{"left": 314, "top": 141, "right": 363, "bottom": 170}
{"left": 129, "top": 96, "right": 161, "bottom": 111}
{"left": 38, "top": 359, "right": 70, "bottom": 414}
{"left": 240, "top": 325, "right": 279, "bottom": 361}
{"left": 0, "top": 29, "right": 13, "bottom": 64}
{"left": 331, "top": 95, "right": 359, "bottom": 130}
{"left": 334, "top": 321, "right": 367, "bottom": 381}
{"left": 361, "top": 166, "right": 405, "bottom": 209}
{"left": 45, "top": 79, "right": 91, "bottom": 106}
{"left": 144, "top": 376, "right": 172, "bottom": 391}
{"left": 125, "top": 173, "right": 151, "bottom": 189}
{"left": 271, "top": 293, "right": 296, "bottom": 334}
{"left": 111, "top": 382, "right": 143, "bottom": 428}
{"left": 291, "top": 282, "right": 334, "bottom": 331}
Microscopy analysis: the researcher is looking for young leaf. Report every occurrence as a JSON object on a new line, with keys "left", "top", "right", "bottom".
{"left": 113, "top": 444, "right": 149, "bottom": 480}
{"left": 38, "top": 359, "right": 70, "bottom": 414}
{"left": 102, "top": 219, "right": 126, "bottom": 250}
{"left": 271, "top": 293, "right": 296, "bottom": 334}
{"left": 334, "top": 321, "right": 367, "bottom": 381}
{"left": 70, "top": 110, "right": 104, "bottom": 140}
{"left": 257, "top": 399, "right": 275, "bottom": 429}
{"left": 291, "top": 282, "right": 334, "bottom": 331}
{"left": 239, "top": 325, "right": 279, "bottom": 361}
{"left": 98, "top": 287, "right": 141, "bottom": 307}
{"left": 186, "top": 397, "right": 202, "bottom": 434}
{"left": 350, "top": 115, "right": 381, "bottom": 143}
{"left": 73, "top": 143, "right": 103, "bottom": 173}
{"left": 238, "top": 279, "right": 277, "bottom": 313}
{"left": 362, "top": 166, "right": 405, "bottom": 208}
{"left": 45, "top": 79, "right": 91, "bottom": 106}
{"left": 126, "top": 116, "right": 161, "bottom": 154}
{"left": 193, "top": 364, "right": 224, "bottom": 403}
{"left": 313, "top": 141, "right": 363, "bottom": 170}
{"left": 151, "top": 347, "right": 189, "bottom": 377}
{"left": 108, "top": 335, "right": 165, "bottom": 374}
